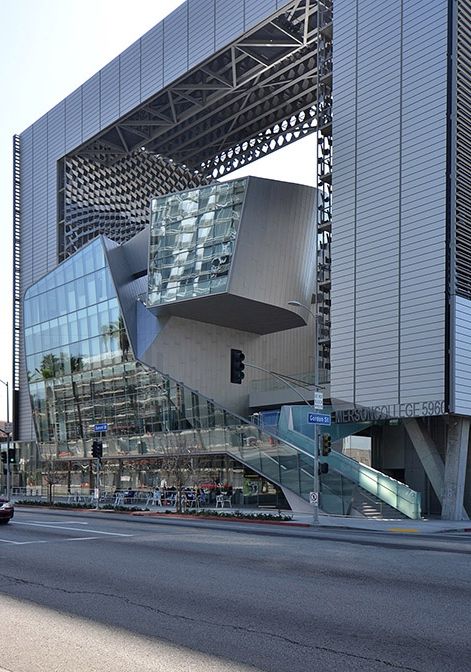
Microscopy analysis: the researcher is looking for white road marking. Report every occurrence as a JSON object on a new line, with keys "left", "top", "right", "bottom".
{"left": 23, "top": 520, "right": 89, "bottom": 525}
{"left": 0, "top": 538, "right": 48, "bottom": 545}
{"left": 13, "top": 521, "right": 133, "bottom": 537}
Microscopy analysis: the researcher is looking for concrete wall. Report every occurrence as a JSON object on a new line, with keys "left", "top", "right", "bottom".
{"left": 141, "top": 314, "right": 313, "bottom": 416}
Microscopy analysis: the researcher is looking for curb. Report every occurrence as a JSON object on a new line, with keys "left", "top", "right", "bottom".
{"left": 130, "top": 511, "right": 310, "bottom": 527}
{"left": 14, "top": 504, "right": 307, "bottom": 527}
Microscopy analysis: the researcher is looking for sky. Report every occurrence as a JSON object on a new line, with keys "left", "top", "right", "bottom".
{"left": 0, "top": 0, "right": 315, "bottom": 419}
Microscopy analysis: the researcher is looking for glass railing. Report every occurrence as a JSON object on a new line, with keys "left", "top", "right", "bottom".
{"left": 127, "top": 362, "right": 355, "bottom": 514}
{"left": 276, "top": 423, "right": 421, "bottom": 519}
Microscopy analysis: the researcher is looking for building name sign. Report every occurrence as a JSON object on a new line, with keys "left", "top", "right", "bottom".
{"left": 333, "top": 400, "right": 445, "bottom": 424}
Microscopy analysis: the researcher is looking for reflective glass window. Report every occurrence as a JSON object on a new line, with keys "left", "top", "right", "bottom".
{"left": 77, "top": 308, "right": 88, "bottom": 341}
{"left": 68, "top": 312, "right": 79, "bottom": 343}
{"left": 75, "top": 277, "right": 87, "bottom": 310}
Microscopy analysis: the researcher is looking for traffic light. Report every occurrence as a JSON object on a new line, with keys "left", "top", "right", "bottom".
{"left": 321, "top": 433, "right": 332, "bottom": 456}
{"left": 319, "top": 462, "right": 329, "bottom": 475}
{"left": 91, "top": 440, "right": 103, "bottom": 459}
{"left": 8, "top": 448, "right": 15, "bottom": 464}
{"left": 1, "top": 451, "right": 6, "bottom": 464}
{"left": 230, "top": 348, "right": 245, "bottom": 384}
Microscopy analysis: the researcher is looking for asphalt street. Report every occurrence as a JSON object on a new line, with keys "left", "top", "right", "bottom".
{"left": 0, "top": 508, "right": 470, "bottom": 672}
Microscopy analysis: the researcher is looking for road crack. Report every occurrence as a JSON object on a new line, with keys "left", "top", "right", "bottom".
{"left": 0, "top": 573, "right": 424, "bottom": 671}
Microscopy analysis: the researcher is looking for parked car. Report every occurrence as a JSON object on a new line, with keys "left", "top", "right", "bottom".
{"left": 0, "top": 498, "right": 14, "bottom": 524}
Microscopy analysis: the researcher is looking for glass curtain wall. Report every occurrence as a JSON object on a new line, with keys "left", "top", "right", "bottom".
{"left": 148, "top": 179, "right": 247, "bottom": 305}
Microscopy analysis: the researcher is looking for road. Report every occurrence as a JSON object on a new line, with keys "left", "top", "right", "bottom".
{"left": 0, "top": 508, "right": 470, "bottom": 672}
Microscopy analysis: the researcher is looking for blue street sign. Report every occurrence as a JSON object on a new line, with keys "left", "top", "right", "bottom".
{"left": 94, "top": 423, "right": 108, "bottom": 432}
{"left": 307, "top": 412, "right": 331, "bottom": 426}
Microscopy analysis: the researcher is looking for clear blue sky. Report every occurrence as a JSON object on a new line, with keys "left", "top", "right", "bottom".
{"left": 0, "top": 0, "right": 314, "bottom": 419}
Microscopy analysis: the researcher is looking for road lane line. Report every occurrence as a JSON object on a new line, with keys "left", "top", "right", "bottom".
{"left": 13, "top": 522, "right": 133, "bottom": 536}
{"left": 0, "top": 538, "right": 48, "bottom": 545}
{"left": 23, "top": 520, "right": 89, "bottom": 525}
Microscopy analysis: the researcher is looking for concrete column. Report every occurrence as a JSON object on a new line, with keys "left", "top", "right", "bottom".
{"left": 403, "top": 418, "right": 444, "bottom": 502}
{"left": 442, "top": 417, "right": 470, "bottom": 521}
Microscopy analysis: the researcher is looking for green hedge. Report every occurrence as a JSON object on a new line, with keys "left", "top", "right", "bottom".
{"left": 15, "top": 500, "right": 292, "bottom": 521}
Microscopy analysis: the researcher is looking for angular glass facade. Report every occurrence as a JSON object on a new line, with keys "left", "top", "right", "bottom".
{"left": 24, "top": 238, "right": 131, "bottom": 447}
{"left": 21, "top": 235, "right": 352, "bottom": 514}
{"left": 148, "top": 179, "right": 247, "bottom": 305}
{"left": 24, "top": 238, "right": 129, "bottom": 383}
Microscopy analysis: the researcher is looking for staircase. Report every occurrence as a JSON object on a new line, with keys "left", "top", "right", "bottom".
{"left": 352, "top": 486, "right": 407, "bottom": 519}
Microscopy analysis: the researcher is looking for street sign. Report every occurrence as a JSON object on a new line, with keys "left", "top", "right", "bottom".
{"left": 309, "top": 491, "right": 319, "bottom": 505}
{"left": 307, "top": 412, "right": 331, "bottom": 426}
{"left": 94, "top": 423, "right": 108, "bottom": 432}
{"left": 314, "top": 391, "right": 323, "bottom": 410}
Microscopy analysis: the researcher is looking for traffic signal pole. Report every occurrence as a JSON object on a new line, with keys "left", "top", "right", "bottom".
{"left": 95, "top": 456, "right": 100, "bottom": 510}
{"left": 240, "top": 360, "right": 324, "bottom": 525}
{"left": 91, "top": 437, "right": 103, "bottom": 509}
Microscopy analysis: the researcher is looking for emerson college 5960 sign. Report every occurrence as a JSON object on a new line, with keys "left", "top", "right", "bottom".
{"left": 333, "top": 400, "right": 446, "bottom": 423}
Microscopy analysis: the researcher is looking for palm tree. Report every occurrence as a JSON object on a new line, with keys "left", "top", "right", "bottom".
{"left": 70, "top": 355, "right": 84, "bottom": 374}
{"left": 101, "top": 316, "right": 130, "bottom": 361}
{"left": 38, "top": 353, "right": 62, "bottom": 379}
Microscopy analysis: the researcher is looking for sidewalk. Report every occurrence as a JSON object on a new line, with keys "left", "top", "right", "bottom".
{"left": 12, "top": 498, "right": 471, "bottom": 534}
{"left": 289, "top": 510, "right": 471, "bottom": 534}
{"left": 132, "top": 504, "right": 471, "bottom": 534}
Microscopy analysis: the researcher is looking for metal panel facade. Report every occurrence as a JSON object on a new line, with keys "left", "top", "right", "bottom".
{"left": 331, "top": 0, "right": 448, "bottom": 414}
{"left": 100, "top": 60, "right": 120, "bottom": 129}
{"left": 163, "top": 4, "right": 189, "bottom": 86}
{"left": 65, "top": 88, "right": 82, "bottom": 153}
{"left": 215, "top": 0, "right": 244, "bottom": 50}
{"left": 245, "top": 0, "right": 278, "bottom": 30}
{"left": 141, "top": 23, "right": 164, "bottom": 102}
{"left": 453, "top": 296, "right": 471, "bottom": 415}
{"left": 188, "top": 0, "right": 215, "bottom": 68}
{"left": 119, "top": 42, "right": 141, "bottom": 115}
{"left": 81, "top": 73, "right": 100, "bottom": 141}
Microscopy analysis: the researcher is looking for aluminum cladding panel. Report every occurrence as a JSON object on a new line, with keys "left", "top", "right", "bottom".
{"left": 163, "top": 3, "right": 189, "bottom": 86}
{"left": 120, "top": 41, "right": 141, "bottom": 115}
{"left": 141, "top": 23, "right": 164, "bottom": 102}
{"left": 453, "top": 297, "right": 471, "bottom": 415}
{"left": 331, "top": 0, "right": 448, "bottom": 414}
{"left": 100, "top": 60, "right": 120, "bottom": 129}
{"left": 189, "top": 0, "right": 215, "bottom": 68}
{"left": 82, "top": 73, "right": 101, "bottom": 140}
{"left": 215, "top": 0, "right": 244, "bottom": 50}
{"left": 65, "top": 88, "right": 83, "bottom": 154}
{"left": 245, "top": 0, "right": 278, "bottom": 30}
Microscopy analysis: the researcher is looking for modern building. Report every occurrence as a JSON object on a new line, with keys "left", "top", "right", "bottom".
{"left": 11, "top": 0, "right": 471, "bottom": 520}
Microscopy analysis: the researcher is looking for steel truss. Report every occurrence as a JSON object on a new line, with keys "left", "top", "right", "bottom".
{"left": 74, "top": 0, "right": 319, "bottom": 177}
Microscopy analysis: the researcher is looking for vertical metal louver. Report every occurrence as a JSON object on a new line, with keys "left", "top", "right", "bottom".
{"left": 455, "top": 0, "right": 471, "bottom": 297}
{"left": 12, "top": 134, "right": 21, "bottom": 439}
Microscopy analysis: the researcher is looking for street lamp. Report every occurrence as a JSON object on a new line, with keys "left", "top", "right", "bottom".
{"left": 0, "top": 379, "right": 11, "bottom": 500}
{"left": 287, "top": 300, "right": 321, "bottom": 525}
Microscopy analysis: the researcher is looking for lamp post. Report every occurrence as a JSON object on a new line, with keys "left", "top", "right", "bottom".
{"left": 0, "top": 379, "right": 11, "bottom": 500}
{"left": 288, "top": 300, "right": 321, "bottom": 525}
